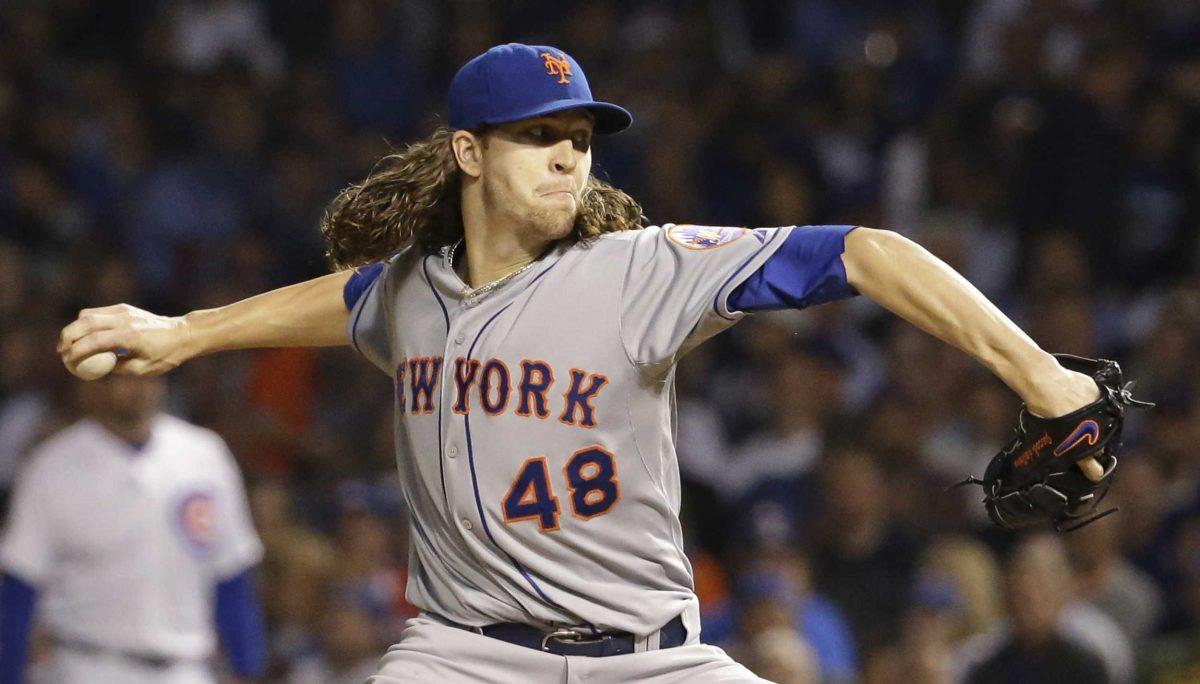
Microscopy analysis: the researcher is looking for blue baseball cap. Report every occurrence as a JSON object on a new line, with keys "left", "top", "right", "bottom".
{"left": 449, "top": 43, "right": 633, "bottom": 135}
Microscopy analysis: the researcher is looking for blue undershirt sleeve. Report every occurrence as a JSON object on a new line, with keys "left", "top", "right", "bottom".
{"left": 214, "top": 568, "right": 268, "bottom": 678}
{"left": 0, "top": 572, "right": 38, "bottom": 684}
{"left": 343, "top": 261, "right": 384, "bottom": 310}
{"left": 727, "top": 225, "right": 860, "bottom": 313}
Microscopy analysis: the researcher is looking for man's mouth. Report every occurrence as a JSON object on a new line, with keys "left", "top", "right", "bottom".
{"left": 539, "top": 181, "right": 576, "bottom": 198}
{"left": 541, "top": 190, "right": 576, "bottom": 203}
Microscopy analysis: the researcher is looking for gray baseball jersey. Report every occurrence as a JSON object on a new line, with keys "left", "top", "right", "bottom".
{"left": 345, "top": 223, "right": 854, "bottom": 638}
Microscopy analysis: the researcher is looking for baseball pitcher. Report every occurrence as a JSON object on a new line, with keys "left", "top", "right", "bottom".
{"left": 57, "top": 44, "right": 1134, "bottom": 682}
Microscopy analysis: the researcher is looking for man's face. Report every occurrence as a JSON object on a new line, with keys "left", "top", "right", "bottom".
{"left": 478, "top": 110, "right": 594, "bottom": 242}
{"left": 80, "top": 374, "right": 165, "bottom": 432}
{"left": 1004, "top": 536, "right": 1071, "bottom": 644}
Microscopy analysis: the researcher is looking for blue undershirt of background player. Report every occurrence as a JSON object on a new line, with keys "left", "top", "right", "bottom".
{"left": 343, "top": 225, "right": 860, "bottom": 313}
{"left": 0, "top": 568, "right": 268, "bottom": 683}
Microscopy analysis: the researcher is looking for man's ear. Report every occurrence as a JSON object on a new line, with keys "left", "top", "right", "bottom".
{"left": 452, "top": 130, "right": 484, "bottom": 178}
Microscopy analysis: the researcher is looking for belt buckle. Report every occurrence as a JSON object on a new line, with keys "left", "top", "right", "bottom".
{"left": 140, "top": 654, "right": 173, "bottom": 669}
{"left": 541, "top": 628, "right": 601, "bottom": 651}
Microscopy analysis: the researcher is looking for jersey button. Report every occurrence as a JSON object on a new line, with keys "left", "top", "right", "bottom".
{"left": 461, "top": 518, "right": 473, "bottom": 530}
{"left": 454, "top": 333, "right": 465, "bottom": 345}
{"left": 447, "top": 445, "right": 459, "bottom": 458}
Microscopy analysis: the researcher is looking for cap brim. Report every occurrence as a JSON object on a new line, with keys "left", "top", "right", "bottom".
{"left": 484, "top": 98, "right": 633, "bottom": 135}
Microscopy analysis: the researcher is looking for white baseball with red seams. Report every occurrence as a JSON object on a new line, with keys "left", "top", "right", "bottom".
{"left": 69, "top": 351, "right": 118, "bottom": 381}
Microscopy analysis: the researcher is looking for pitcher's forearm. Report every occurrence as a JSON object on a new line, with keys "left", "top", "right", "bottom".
{"left": 841, "top": 228, "right": 1062, "bottom": 403}
{"left": 182, "top": 271, "right": 354, "bottom": 360}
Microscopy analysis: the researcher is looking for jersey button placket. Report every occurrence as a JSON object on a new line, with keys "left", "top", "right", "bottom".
{"left": 441, "top": 310, "right": 470, "bottom": 529}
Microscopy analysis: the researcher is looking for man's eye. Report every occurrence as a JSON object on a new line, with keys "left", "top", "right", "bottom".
{"left": 527, "top": 126, "right": 547, "bottom": 141}
{"left": 572, "top": 134, "right": 591, "bottom": 152}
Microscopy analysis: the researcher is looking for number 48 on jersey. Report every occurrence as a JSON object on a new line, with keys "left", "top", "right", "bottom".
{"left": 502, "top": 446, "right": 620, "bottom": 532}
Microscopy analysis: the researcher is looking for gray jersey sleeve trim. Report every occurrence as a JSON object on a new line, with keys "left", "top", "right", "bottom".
{"left": 348, "top": 274, "right": 383, "bottom": 357}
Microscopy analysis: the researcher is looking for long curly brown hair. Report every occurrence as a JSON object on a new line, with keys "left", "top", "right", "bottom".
{"left": 320, "top": 127, "right": 645, "bottom": 270}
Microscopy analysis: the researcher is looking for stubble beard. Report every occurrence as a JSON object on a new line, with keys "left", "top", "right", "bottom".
{"left": 488, "top": 204, "right": 577, "bottom": 253}
{"left": 482, "top": 176, "right": 578, "bottom": 244}
{"left": 527, "top": 204, "right": 578, "bottom": 242}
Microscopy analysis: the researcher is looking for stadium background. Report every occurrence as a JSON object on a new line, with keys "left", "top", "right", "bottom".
{"left": 2, "top": 1, "right": 1199, "bottom": 682}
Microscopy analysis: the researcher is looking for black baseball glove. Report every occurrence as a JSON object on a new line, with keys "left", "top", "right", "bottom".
{"left": 955, "top": 354, "right": 1154, "bottom": 532}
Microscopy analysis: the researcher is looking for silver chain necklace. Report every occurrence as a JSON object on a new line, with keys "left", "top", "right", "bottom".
{"left": 447, "top": 239, "right": 538, "bottom": 300}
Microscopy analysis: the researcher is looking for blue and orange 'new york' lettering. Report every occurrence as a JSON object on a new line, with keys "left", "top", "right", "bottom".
{"left": 453, "top": 358, "right": 481, "bottom": 415}
{"left": 408, "top": 357, "right": 443, "bottom": 414}
{"left": 400, "top": 355, "right": 608, "bottom": 428}
{"left": 559, "top": 369, "right": 609, "bottom": 428}
{"left": 480, "top": 359, "right": 511, "bottom": 415}
{"left": 517, "top": 360, "right": 553, "bottom": 418}
{"left": 395, "top": 362, "right": 407, "bottom": 415}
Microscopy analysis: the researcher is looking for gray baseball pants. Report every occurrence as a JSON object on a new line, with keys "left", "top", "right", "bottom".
{"left": 368, "top": 615, "right": 770, "bottom": 683}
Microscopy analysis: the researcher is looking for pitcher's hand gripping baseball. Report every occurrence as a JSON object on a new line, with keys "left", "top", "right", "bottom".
{"left": 58, "top": 304, "right": 191, "bottom": 379}
{"left": 58, "top": 272, "right": 353, "bottom": 380}
{"left": 956, "top": 353, "right": 1154, "bottom": 532}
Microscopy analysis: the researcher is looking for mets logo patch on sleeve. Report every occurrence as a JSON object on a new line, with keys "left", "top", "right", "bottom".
{"left": 667, "top": 225, "right": 748, "bottom": 250}
{"left": 176, "top": 491, "right": 216, "bottom": 555}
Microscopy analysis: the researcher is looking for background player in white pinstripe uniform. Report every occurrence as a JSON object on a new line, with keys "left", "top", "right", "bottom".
{"left": 0, "top": 374, "right": 267, "bottom": 683}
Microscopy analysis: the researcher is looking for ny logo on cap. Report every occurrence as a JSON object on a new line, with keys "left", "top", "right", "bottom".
{"left": 540, "top": 51, "right": 572, "bottom": 84}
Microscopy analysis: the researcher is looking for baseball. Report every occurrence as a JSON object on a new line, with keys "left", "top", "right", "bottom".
{"left": 69, "top": 351, "right": 118, "bottom": 381}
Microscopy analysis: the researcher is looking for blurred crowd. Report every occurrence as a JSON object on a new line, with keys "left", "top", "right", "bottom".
{"left": 2, "top": 0, "right": 1200, "bottom": 682}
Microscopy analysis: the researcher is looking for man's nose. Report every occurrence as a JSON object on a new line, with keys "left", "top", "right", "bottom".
{"left": 550, "top": 138, "right": 576, "bottom": 173}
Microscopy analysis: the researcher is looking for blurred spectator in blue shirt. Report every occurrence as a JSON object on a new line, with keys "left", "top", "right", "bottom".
{"left": 734, "top": 547, "right": 859, "bottom": 683}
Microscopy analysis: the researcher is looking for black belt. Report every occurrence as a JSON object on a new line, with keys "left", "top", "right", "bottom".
{"left": 441, "top": 614, "right": 687, "bottom": 657}
{"left": 56, "top": 638, "right": 177, "bottom": 669}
